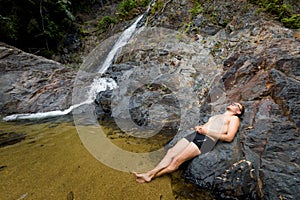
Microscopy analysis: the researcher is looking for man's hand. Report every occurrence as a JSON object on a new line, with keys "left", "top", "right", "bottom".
{"left": 195, "top": 125, "right": 207, "bottom": 135}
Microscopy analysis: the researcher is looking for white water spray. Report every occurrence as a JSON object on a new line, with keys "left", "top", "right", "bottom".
{"left": 3, "top": 77, "right": 117, "bottom": 121}
{"left": 2, "top": 101, "right": 88, "bottom": 121}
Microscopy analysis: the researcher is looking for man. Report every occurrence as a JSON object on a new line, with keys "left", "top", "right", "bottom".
{"left": 133, "top": 102, "right": 245, "bottom": 183}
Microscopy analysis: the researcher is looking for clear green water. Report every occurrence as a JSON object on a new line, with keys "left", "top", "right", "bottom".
{"left": 0, "top": 116, "right": 211, "bottom": 200}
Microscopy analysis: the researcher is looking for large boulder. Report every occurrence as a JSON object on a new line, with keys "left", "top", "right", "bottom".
{"left": 180, "top": 8, "right": 300, "bottom": 200}
{"left": 0, "top": 43, "right": 76, "bottom": 114}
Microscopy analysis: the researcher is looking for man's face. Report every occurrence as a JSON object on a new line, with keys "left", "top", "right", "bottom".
{"left": 228, "top": 102, "right": 242, "bottom": 114}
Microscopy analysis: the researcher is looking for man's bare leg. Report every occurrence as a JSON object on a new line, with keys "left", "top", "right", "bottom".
{"left": 154, "top": 142, "right": 200, "bottom": 178}
{"left": 133, "top": 138, "right": 190, "bottom": 183}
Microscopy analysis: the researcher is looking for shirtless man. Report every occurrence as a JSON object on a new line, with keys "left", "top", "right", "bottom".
{"left": 133, "top": 102, "right": 245, "bottom": 183}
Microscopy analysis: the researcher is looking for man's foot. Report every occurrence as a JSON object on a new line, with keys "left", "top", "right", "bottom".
{"left": 132, "top": 171, "right": 152, "bottom": 183}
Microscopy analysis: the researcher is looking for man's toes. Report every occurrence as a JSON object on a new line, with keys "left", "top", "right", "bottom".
{"left": 136, "top": 177, "right": 146, "bottom": 183}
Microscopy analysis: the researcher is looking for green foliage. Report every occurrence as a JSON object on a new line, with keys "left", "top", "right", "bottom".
{"left": 97, "top": 16, "right": 117, "bottom": 34}
{"left": 57, "top": 0, "right": 75, "bottom": 21}
{"left": 190, "top": 2, "right": 204, "bottom": 17}
{"left": 78, "top": 24, "right": 90, "bottom": 36}
{"left": 40, "top": 0, "right": 75, "bottom": 39}
{"left": 117, "top": 0, "right": 151, "bottom": 20}
{"left": 0, "top": 15, "right": 18, "bottom": 40}
{"left": 188, "top": 0, "right": 231, "bottom": 28}
{"left": 40, "top": 49, "right": 55, "bottom": 58}
{"left": 119, "top": 0, "right": 137, "bottom": 14}
{"left": 151, "top": 0, "right": 163, "bottom": 15}
{"left": 43, "top": 18, "right": 63, "bottom": 39}
{"left": 119, "top": 0, "right": 150, "bottom": 13}
{"left": 184, "top": 21, "right": 199, "bottom": 33}
{"left": 0, "top": 0, "right": 153, "bottom": 57}
{"left": 136, "top": 0, "right": 151, "bottom": 7}
{"left": 281, "top": 14, "right": 300, "bottom": 29}
{"left": 248, "top": 0, "right": 300, "bottom": 29}
{"left": 0, "top": 0, "right": 97, "bottom": 58}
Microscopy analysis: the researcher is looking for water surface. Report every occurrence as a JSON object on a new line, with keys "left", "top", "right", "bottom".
{"left": 0, "top": 117, "right": 211, "bottom": 199}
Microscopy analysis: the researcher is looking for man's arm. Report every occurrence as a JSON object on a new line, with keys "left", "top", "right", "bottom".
{"left": 219, "top": 116, "right": 240, "bottom": 142}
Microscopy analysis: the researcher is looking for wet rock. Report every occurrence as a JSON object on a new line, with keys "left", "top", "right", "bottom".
{"left": 200, "top": 25, "right": 222, "bottom": 36}
{"left": 0, "top": 165, "right": 7, "bottom": 171}
{"left": 67, "top": 191, "right": 74, "bottom": 200}
{"left": 213, "top": 160, "right": 258, "bottom": 199}
{"left": 0, "top": 131, "right": 26, "bottom": 147}
{"left": 91, "top": 27, "right": 220, "bottom": 137}
{"left": 95, "top": 89, "right": 113, "bottom": 116}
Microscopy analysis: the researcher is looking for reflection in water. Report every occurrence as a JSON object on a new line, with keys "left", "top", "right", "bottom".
{"left": 99, "top": 116, "right": 174, "bottom": 153}
{"left": 0, "top": 116, "right": 211, "bottom": 200}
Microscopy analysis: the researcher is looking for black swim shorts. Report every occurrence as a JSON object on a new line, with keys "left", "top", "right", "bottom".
{"left": 184, "top": 132, "right": 216, "bottom": 154}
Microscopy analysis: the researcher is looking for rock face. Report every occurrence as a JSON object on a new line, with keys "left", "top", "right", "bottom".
{"left": 87, "top": 26, "right": 222, "bottom": 139}
{"left": 92, "top": 1, "right": 300, "bottom": 199}
{"left": 0, "top": 43, "right": 76, "bottom": 114}
{"left": 90, "top": 23, "right": 299, "bottom": 199}
{"left": 179, "top": 8, "right": 300, "bottom": 200}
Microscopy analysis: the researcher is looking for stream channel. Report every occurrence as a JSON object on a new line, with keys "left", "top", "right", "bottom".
{"left": 0, "top": 115, "right": 213, "bottom": 200}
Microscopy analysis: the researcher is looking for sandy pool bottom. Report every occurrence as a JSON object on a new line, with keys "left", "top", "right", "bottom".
{"left": 0, "top": 120, "right": 210, "bottom": 200}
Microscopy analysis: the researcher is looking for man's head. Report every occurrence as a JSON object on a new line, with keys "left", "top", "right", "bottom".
{"left": 228, "top": 102, "right": 245, "bottom": 118}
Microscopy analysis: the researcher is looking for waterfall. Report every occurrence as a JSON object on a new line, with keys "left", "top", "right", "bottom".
{"left": 3, "top": 78, "right": 118, "bottom": 121}
{"left": 98, "top": 14, "right": 144, "bottom": 74}
{"left": 2, "top": 1, "right": 154, "bottom": 122}
{"left": 98, "top": 0, "right": 154, "bottom": 73}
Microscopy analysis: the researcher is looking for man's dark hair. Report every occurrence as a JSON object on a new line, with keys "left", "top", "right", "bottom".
{"left": 236, "top": 103, "right": 245, "bottom": 119}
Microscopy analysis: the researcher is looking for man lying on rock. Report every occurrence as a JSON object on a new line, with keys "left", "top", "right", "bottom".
{"left": 133, "top": 102, "right": 245, "bottom": 183}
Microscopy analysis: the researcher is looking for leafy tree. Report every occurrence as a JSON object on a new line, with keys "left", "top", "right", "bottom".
{"left": 0, "top": 0, "right": 99, "bottom": 57}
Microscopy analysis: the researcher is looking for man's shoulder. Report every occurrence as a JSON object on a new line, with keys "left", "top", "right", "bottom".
{"left": 230, "top": 115, "right": 240, "bottom": 121}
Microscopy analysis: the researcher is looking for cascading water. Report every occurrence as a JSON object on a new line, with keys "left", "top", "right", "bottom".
{"left": 98, "top": 0, "right": 155, "bottom": 74}
{"left": 2, "top": 78, "right": 117, "bottom": 121}
{"left": 2, "top": 1, "right": 155, "bottom": 122}
{"left": 98, "top": 15, "right": 144, "bottom": 74}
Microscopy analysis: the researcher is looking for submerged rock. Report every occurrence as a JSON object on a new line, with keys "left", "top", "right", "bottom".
{"left": 0, "top": 131, "right": 26, "bottom": 147}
